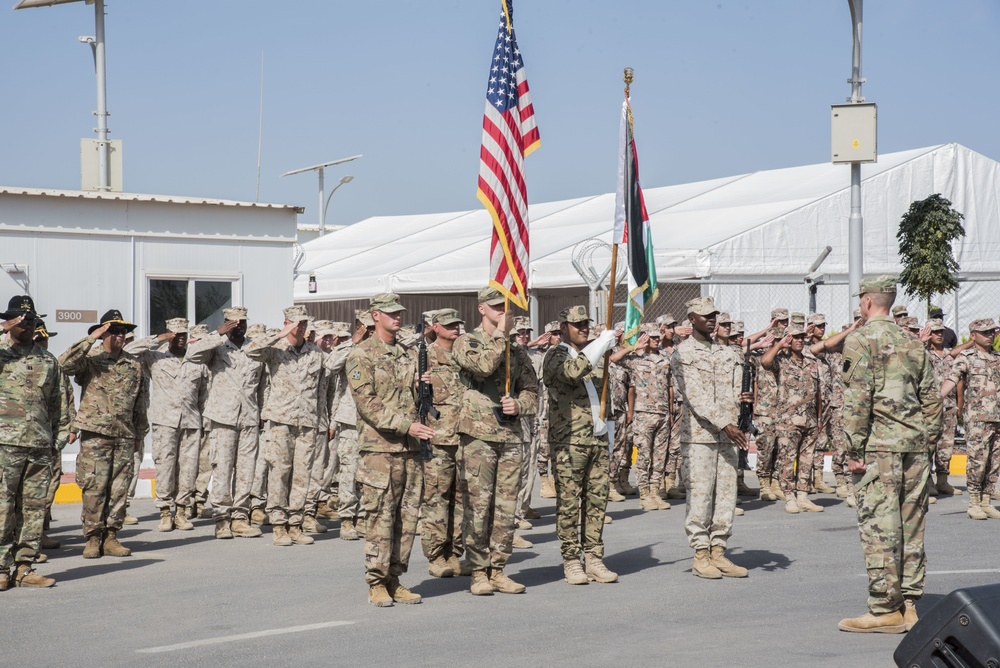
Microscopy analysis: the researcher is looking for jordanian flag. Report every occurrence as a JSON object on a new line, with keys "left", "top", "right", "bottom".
{"left": 613, "top": 97, "right": 658, "bottom": 345}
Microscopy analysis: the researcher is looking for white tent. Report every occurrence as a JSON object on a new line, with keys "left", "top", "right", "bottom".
{"left": 296, "top": 143, "right": 1000, "bottom": 332}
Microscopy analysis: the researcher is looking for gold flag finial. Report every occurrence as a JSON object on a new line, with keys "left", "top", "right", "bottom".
{"left": 623, "top": 67, "right": 634, "bottom": 98}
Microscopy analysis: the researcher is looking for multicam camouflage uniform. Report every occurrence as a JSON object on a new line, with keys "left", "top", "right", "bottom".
{"left": 927, "top": 347, "right": 958, "bottom": 476}
{"left": 328, "top": 339, "right": 362, "bottom": 521}
{"left": 843, "top": 311, "right": 942, "bottom": 615}
{"left": 60, "top": 334, "right": 149, "bottom": 538}
{"left": 346, "top": 332, "right": 423, "bottom": 586}
{"left": 947, "top": 340, "right": 1000, "bottom": 497}
{"left": 608, "top": 358, "right": 632, "bottom": 482}
{"left": 771, "top": 353, "right": 821, "bottom": 495}
{"left": 453, "top": 324, "right": 537, "bottom": 573}
{"left": 624, "top": 349, "right": 673, "bottom": 491}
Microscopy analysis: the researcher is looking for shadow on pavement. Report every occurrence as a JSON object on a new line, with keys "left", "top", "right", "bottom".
{"left": 729, "top": 548, "right": 793, "bottom": 573}
{"left": 51, "top": 557, "right": 163, "bottom": 583}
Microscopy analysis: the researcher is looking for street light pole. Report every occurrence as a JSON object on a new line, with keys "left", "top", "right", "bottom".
{"left": 323, "top": 175, "right": 355, "bottom": 229}
{"left": 281, "top": 154, "right": 362, "bottom": 235}
{"left": 847, "top": 0, "right": 865, "bottom": 308}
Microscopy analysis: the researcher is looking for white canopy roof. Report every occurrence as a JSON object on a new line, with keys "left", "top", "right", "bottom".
{"left": 295, "top": 143, "right": 999, "bottom": 302}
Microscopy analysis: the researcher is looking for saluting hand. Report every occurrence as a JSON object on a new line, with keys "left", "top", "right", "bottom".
{"left": 779, "top": 334, "right": 793, "bottom": 349}
{"left": 217, "top": 320, "right": 239, "bottom": 336}
{"left": 1, "top": 314, "right": 24, "bottom": 332}
{"left": 90, "top": 322, "right": 111, "bottom": 339}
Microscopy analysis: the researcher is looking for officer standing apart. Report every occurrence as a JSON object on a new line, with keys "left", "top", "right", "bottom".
{"left": 838, "top": 276, "right": 943, "bottom": 634}
{"left": 346, "top": 293, "right": 431, "bottom": 607}
{"left": 543, "top": 305, "right": 619, "bottom": 585}
{"left": 669, "top": 297, "right": 751, "bottom": 580}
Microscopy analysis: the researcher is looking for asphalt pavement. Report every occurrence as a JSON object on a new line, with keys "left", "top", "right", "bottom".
{"left": 3, "top": 475, "right": 998, "bottom": 668}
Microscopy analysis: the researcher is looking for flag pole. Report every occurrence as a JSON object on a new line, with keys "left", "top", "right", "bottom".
{"left": 505, "top": 295, "right": 512, "bottom": 395}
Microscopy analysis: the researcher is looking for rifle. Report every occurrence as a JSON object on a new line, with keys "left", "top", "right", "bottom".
{"left": 737, "top": 344, "right": 757, "bottom": 436}
{"left": 414, "top": 323, "right": 439, "bottom": 461}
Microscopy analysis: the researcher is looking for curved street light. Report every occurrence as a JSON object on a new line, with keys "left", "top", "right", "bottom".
{"left": 323, "top": 175, "right": 355, "bottom": 230}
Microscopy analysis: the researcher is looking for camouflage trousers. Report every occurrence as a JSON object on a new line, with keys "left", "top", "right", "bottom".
{"left": 77, "top": 433, "right": 136, "bottom": 537}
{"left": 194, "top": 428, "right": 212, "bottom": 507}
{"left": 359, "top": 451, "right": 422, "bottom": 586}
{"left": 516, "top": 418, "right": 538, "bottom": 521}
{"left": 682, "top": 439, "right": 738, "bottom": 550}
{"left": 932, "top": 408, "right": 957, "bottom": 475}
{"left": 823, "top": 408, "right": 849, "bottom": 477}
{"left": 774, "top": 423, "right": 818, "bottom": 494}
{"left": 263, "top": 422, "right": 318, "bottom": 527}
{"left": 126, "top": 439, "right": 143, "bottom": 506}
{"left": 336, "top": 424, "right": 361, "bottom": 519}
{"left": 535, "top": 416, "right": 551, "bottom": 476}
{"left": 964, "top": 421, "right": 1000, "bottom": 495}
{"left": 304, "top": 429, "right": 331, "bottom": 516}
{"left": 460, "top": 436, "right": 521, "bottom": 571}
{"left": 320, "top": 430, "right": 339, "bottom": 504}
{"left": 852, "top": 451, "right": 929, "bottom": 614}
{"left": 608, "top": 411, "right": 632, "bottom": 481}
{"left": 632, "top": 411, "right": 670, "bottom": 488}
{"left": 0, "top": 445, "right": 53, "bottom": 571}
{"left": 552, "top": 442, "right": 609, "bottom": 561}
{"left": 45, "top": 453, "right": 62, "bottom": 514}
{"left": 664, "top": 412, "right": 683, "bottom": 476}
{"left": 250, "top": 427, "right": 269, "bottom": 511}
{"left": 150, "top": 425, "right": 200, "bottom": 510}
{"left": 208, "top": 423, "right": 259, "bottom": 521}
{"left": 420, "top": 444, "right": 464, "bottom": 561}
{"left": 753, "top": 417, "right": 778, "bottom": 479}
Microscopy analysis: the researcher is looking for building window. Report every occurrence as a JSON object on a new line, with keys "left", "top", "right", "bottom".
{"left": 148, "top": 278, "right": 235, "bottom": 335}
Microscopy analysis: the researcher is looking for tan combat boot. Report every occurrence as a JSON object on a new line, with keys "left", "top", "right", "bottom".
{"left": 316, "top": 500, "right": 339, "bottom": 520}
{"left": 619, "top": 469, "right": 638, "bottom": 496}
{"left": 387, "top": 576, "right": 422, "bottom": 604}
{"left": 813, "top": 471, "right": 836, "bottom": 494}
{"left": 937, "top": 471, "right": 961, "bottom": 495}
{"left": 758, "top": 475, "right": 775, "bottom": 501}
{"left": 846, "top": 491, "right": 857, "bottom": 508}
{"left": 639, "top": 485, "right": 660, "bottom": 511}
{"left": 736, "top": 470, "right": 756, "bottom": 497}
{"left": 662, "top": 472, "right": 677, "bottom": 498}
{"left": 710, "top": 546, "right": 748, "bottom": 578}
{"left": 249, "top": 507, "right": 268, "bottom": 526}
{"left": 652, "top": 484, "right": 671, "bottom": 510}
{"left": 968, "top": 492, "right": 988, "bottom": 520}
{"left": 340, "top": 517, "right": 360, "bottom": 540}
{"left": 667, "top": 475, "right": 687, "bottom": 500}
{"left": 734, "top": 506, "right": 745, "bottom": 516}
{"left": 14, "top": 564, "right": 55, "bottom": 588}
{"left": 835, "top": 474, "right": 850, "bottom": 499}
{"left": 302, "top": 515, "right": 328, "bottom": 534}
{"left": 288, "top": 525, "right": 314, "bottom": 545}
{"left": 230, "top": 518, "right": 262, "bottom": 538}
{"left": 368, "top": 582, "right": 393, "bottom": 607}
{"left": 838, "top": 610, "right": 906, "bottom": 634}
{"left": 512, "top": 533, "right": 533, "bottom": 549}
{"left": 692, "top": 549, "right": 722, "bottom": 579}
{"left": 797, "top": 491, "right": 824, "bottom": 512}
{"left": 428, "top": 556, "right": 455, "bottom": 578}
{"left": 584, "top": 554, "right": 619, "bottom": 583}
{"left": 470, "top": 570, "right": 494, "bottom": 595}
{"left": 446, "top": 555, "right": 466, "bottom": 576}
{"left": 928, "top": 495, "right": 937, "bottom": 504}
{"left": 102, "top": 530, "right": 132, "bottom": 557}
{"left": 40, "top": 535, "right": 60, "bottom": 550}
{"left": 770, "top": 478, "right": 785, "bottom": 500}
{"left": 489, "top": 569, "right": 526, "bottom": 594}
{"left": 607, "top": 485, "right": 626, "bottom": 503}
{"left": 784, "top": 495, "right": 800, "bottom": 514}
{"left": 214, "top": 519, "right": 234, "bottom": 540}
{"left": 123, "top": 512, "right": 139, "bottom": 526}
{"left": 517, "top": 518, "right": 532, "bottom": 530}
{"left": 539, "top": 474, "right": 557, "bottom": 499}
{"left": 0, "top": 571, "right": 9, "bottom": 591}
{"left": 173, "top": 507, "right": 194, "bottom": 531}
{"left": 981, "top": 494, "right": 1000, "bottom": 519}
{"left": 272, "top": 524, "right": 293, "bottom": 546}
{"left": 903, "top": 600, "right": 919, "bottom": 631}
{"left": 563, "top": 559, "right": 589, "bottom": 585}
{"left": 82, "top": 533, "right": 102, "bottom": 559}
{"left": 157, "top": 507, "right": 173, "bottom": 532}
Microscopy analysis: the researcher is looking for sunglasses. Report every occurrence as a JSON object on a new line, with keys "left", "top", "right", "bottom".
{"left": 107, "top": 328, "right": 129, "bottom": 336}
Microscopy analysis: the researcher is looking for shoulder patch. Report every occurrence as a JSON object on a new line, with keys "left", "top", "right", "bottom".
{"left": 350, "top": 369, "right": 362, "bottom": 381}
{"left": 467, "top": 340, "right": 480, "bottom": 349}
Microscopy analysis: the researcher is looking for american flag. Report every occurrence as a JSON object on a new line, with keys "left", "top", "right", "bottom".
{"left": 476, "top": 0, "right": 539, "bottom": 311}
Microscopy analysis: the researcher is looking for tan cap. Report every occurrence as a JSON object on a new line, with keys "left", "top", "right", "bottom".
{"left": 283, "top": 305, "right": 309, "bottom": 323}
{"left": 545, "top": 320, "right": 561, "bottom": 333}
{"left": 247, "top": 323, "right": 266, "bottom": 338}
{"left": 770, "top": 308, "right": 789, "bottom": 320}
{"left": 422, "top": 310, "right": 441, "bottom": 325}
{"left": 433, "top": 308, "right": 464, "bottom": 326}
{"left": 790, "top": 311, "right": 805, "bottom": 325}
{"left": 927, "top": 318, "right": 945, "bottom": 331}
{"left": 852, "top": 307, "right": 862, "bottom": 320}
{"left": 807, "top": 313, "right": 827, "bottom": 326}
{"left": 223, "top": 306, "right": 248, "bottom": 321}
{"left": 716, "top": 312, "right": 732, "bottom": 324}
{"left": 733, "top": 320, "right": 745, "bottom": 333}
{"left": 642, "top": 323, "right": 661, "bottom": 336}
{"left": 355, "top": 309, "right": 375, "bottom": 327}
{"left": 165, "top": 317, "right": 189, "bottom": 334}
{"left": 969, "top": 318, "right": 998, "bottom": 333}
{"left": 788, "top": 324, "right": 807, "bottom": 336}
{"left": 189, "top": 324, "right": 209, "bottom": 338}
{"left": 685, "top": 296, "right": 718, "bottom": 317}
{"left": 855, "top": 275, "right": 898, "bottom": 297}
{"left": 559, "top": 305, "right": 591, "bottom": 324}
{"left": 513, "top": 316, "right": 532, "bottom": 331}
{"left": 656, "top": 313, "right": 678, "bottom": 326}
{"left": 902, "top": 317, "right": 920, "bottom": 330}
{"left": 330, "top": 321, "right": 352, "bottom": 337}
{"left": 313, "top": 319, "right": 335, "bottom": 336}
{"left": 891, "top": 305, "right": 909, "bottom": 317}
{"left": 369, "top": 293, "right": 406, "bottom": 313}
{"left": 477, "top": 286, "right": 506, "bottom": 306}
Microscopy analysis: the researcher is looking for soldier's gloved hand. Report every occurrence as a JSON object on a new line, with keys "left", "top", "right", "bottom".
{"left": 582, "top": 329, "right": 616, "bottom": 367}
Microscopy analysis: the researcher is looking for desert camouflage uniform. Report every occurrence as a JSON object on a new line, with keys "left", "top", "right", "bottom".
{"left": 772, "top": 354, "right": 821, "bottom": 494}
{"left": 126, "top": 335, "right": 208, "bottom": 512}
{"left": 608, "top": 358, "right": 632, "bottom": 482}
{"left": 60, "top": 334, "right": 149, "bottom": 537}
{"left": 843, "top": 315, "right": 942, "bottom": 615}
{"left": 186, "top": 333, "right": 263, "bottom": 521}
{"left": 670, "top": 337, "right": 742, "bottom": 550}
{"left": 346, "top": 335, "right": 422, "bottom": 586}
{"left": 453, "top": 326, "right": 537, "bottom": 572}
{"left": 664, "top": 371, "right": 684, "bottom": 478}
{"left": 544, "top": 343, "right": 611, "bottom": 561}
{"left": 421, "top": 341, "right": 466, "bottom": 562}
{"left": 814, "top": 350, "right": 848, "bottom": 477}
{"left": 246, "top": 333, "right": 331, "bottom": 528}
{"left": 534, "top": 348, "right": 553, "bottom": 477}
{"left": 752, "top": 352, "right": 780, "bottom": 483}
{"left": 250, "top": 363, "right": 271, "bottom": 514}
{"left": 624, "top": 351, "right": 672, "bottom": 489}
{"left": 1, "top": 340, "right": 72, "bottom": 572}
{"left": 927, "top": 350, "right": 958, "bottom": 475}
{"left": 947, "top": 347, "right": 1000, "bottom": 495}
{"left": 329, "top": 340, "right": 362, "bottom": 520}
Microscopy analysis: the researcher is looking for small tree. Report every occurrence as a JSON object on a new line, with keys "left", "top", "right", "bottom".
{"left": 896, "top": 193, "right": 966, "bottom": 304}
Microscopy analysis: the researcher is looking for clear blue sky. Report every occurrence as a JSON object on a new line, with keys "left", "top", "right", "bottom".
{"left": 2, "top": 1, "right": 998, "bottom": 228}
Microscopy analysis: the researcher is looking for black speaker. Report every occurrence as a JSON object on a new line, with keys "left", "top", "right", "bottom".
{"left": 894, "top": 583, "right": 1000, "bottom": 668}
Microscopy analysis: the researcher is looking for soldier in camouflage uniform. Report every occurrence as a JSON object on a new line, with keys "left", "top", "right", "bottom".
{"left": 839, "top": 276, "right": 942, "bottom": 634}
{"left": 544, "top": 305, "right": 619, "bottom": 585}
{"left": 924, "top": 318, "right": 961, "bottom": 497}
{"left": 246, "top": 305, "right": 332, "bottom": 547}
{"left": 753, "top": 308, "right": 787, "bottom": 502}
{"left": 536, "top": 320, "right": 561, "bottom": 498}
{"left": 186, "top": 306, "right": 264, "bottom": 539}
{"left": 346, "top": 293, "right": 430, "bottom": 607}
{"left": 1, "top": 298, "right": 72, "bottom": 588}
{"left": 624, "top": 324, "right": 672, "bottom": 510}
{"left": 670, "top": 296, "right": 750, "bottom": 580}
{"left": 420, "top": 308, "right": 468, "bottom": 577}
{"left": 314, "top": 321, "right": 352, "bottom": 521}
{"left": 60, "top": 309, "right": 148, "bottom": 559}
{"left": 512, "top": 316, "right": 540, "bottom": 539}
{"left": 126, "top": 318, "right": 207, "bottom": 532}
{"left": 657, "top": 314, "right": 686, "bottom": 500}
{"left": 607, "top": 322, "right": 635, "bottom": 501}
{"left": 941, "top": 318, "right": 1000, "bottom": 520}
{"left": 453, "top": 287, "right": 537, "bottom": 596}
{"left": 763, "top": 323, "right": 823, "bottom": 513}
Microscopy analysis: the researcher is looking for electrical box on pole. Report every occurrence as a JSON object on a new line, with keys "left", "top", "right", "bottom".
{"left": 81, "top": 139, "right": 123, "bottom": 191}
{"left": 831, "top": 103, "right": 877, "bottom": 163}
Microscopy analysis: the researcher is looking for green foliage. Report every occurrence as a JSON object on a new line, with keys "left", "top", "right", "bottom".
{"left": 896, "top": 194, "right": 966, "bottom": 301}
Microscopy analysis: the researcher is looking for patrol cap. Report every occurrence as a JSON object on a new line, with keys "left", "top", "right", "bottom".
{"left": 330, "top": 322, "right": 352, "bottom": 337}
{"left": 969, "top": 318, "right": 998, "bottom": 333}
{"left": 313, "top": 319, "right": 335, "bottom": 337}
{"left": 656, "top": 313, "right": 678, "bottom": 326}
{"left": 88, "top": 309, "right": 137, "bottom": 336}
{"left": 928, "top": 305, "right": 945, "bottom": 319}
{"left": 559, "top": 305, "right": 591, "bottom": 324}
{"left": 545, "top": 320, "right": 561, "bottom": 333}
{"left": 926, "top": 318, "right": 945, "bottom": 331}
{"left": 355, "top": 309, "right": 375, "bottom": 327}
{"left": 854, "top": 275, "right": 898, "bottom": 297}
{"left": 770, "top": 308, "right": 789, "bottom": 320}
{"left": 477, "top": 287, "right": 506, "bottom": 306}
{"left": 642, "top": 323, "right": 661, "bottom": 337}
{"left": 685, "top": 296, "right": 718, "bottom": 317}
{"left": 422, "top": 310, "right": 441, "bottom": 326}
{"left": 891, "top": 305, "right": 909, "bottom": 317}
{"left": 852, "top": 307, "right": 862, "bottom": 320}
{"left": 787, "top": 324, "right": 807, "bottom": 336}
{"left": 512, "top": 316, "right": 532, "bottom": 331}
{"left": 398, "top": 325, "right": 420, "bottom": 347}
{"left": 902, "top": 317, "right": 920, "bottom": 330}
{"left": 1, "top": 294, "right": 45, "bottom": 320}
{"left": 247, "top": 323, "right": 266, "bottom": 339}
{"left": 733, "top": 320, "right": 745, "bottom": 333}
{"left": 189, "top": 324, "right": 209, "bottom": 339}
{"left": 305, "top": 317, "right": 317, "bottom": 335}
{"left": 790, "top": 312, "right": 806, "bottom": 325}
{"left": 283, "top": 305, "right": 310, "bottom": 323}
{"left": 223, "top": 306, "right": 248, "bottom": 321}
{"left": 716, "top": 312, "right": 733, "bottom": 325}
{"left": 165, "top": 318, "right": 189, "bottom": 334}
{"left": 807, "top": 313, "right": 827, "bottom": 326}
{"left": 433, "top": 308, "right": 464, "bottom": 326}
{"left": 33, "top": 319, "right": 55, "bottom": 339}
{"left": 369, "top": 293, "right": 406, "bottom": 313}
